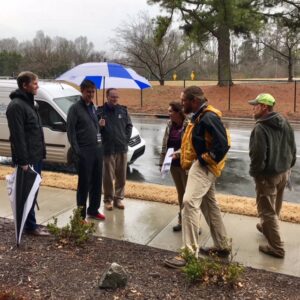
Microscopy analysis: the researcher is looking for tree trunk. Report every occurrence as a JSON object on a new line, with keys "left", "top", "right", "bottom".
{"left": 288, "top": 48, "right": 293, "bottom": 82}
{"left": 159, "top": 79, "right": 165, "bottom": 86}
{"left": 216, "top": 26, "right": 232, "bottom": 87}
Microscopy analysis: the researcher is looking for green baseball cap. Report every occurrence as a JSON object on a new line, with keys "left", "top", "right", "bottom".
{"left": 248, "top": 93, "right": 276, "bottom": 106}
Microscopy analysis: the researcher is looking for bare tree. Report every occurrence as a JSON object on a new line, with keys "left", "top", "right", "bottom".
{"left": 259, "top": 23, "right": 300, "bottom": 81}
{"left": 73, "top": 36, "right": 95, "bottom": 65}
{"left": 18, "top": 31, "right": 55, "bottom": 77}
{"left": 237, "top": 38, "right": 263, "bottom": 78}
{"left": 112, "top": 13, "right": 198, "bottom": 85}
{"left": 0, "top": 38, "right": 19, "bottom": 52}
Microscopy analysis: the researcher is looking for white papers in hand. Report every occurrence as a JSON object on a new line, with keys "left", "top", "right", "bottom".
{"left": 161, "top": 148, "right": 174, "bottom": 178}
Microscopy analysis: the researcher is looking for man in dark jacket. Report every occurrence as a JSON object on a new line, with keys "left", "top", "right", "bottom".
{"left": 67, "top": 79, "right": 105, "bottom": 221}
{"left": 97, "top": 88, "right": 132, "bottom": 210}
{"left": 6, "top": 71, "right": 48, "bottom": 236}
{"left": 249, "top": 93, "right": 296, "bottom": 258}
{"left": 164, "top": 86, "right": 231, "bottom": 269}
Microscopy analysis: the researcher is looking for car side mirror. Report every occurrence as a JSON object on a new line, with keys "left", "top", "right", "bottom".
{"left": 52, "top": 121, "right": 66, "bottom": 132}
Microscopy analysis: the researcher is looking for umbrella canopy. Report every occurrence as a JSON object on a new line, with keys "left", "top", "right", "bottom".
{"left": 56, "top": 62, "right": 151, "bottom": 90}
{"left": 6, "top": 166, "right": 41, "bottom": 246}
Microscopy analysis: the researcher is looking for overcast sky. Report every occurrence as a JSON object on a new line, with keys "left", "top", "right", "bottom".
{"left": 0, "top": 0, "right": 161, "bottom": 51}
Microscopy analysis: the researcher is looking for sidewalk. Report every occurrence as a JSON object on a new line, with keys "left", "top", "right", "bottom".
{"left": 0, "top": 180, "right": 299, "bottom": 278}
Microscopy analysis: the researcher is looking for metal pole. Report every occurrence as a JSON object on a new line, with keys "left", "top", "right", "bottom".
{"left": 102, "top": 77, "right": 105, "bottom": 105}
{"left": 294, "top": 80, "right": 297, "bottom": 113}
{"left": 228, "top": 81, "right": 231, "bottom": 111}
{"left": 141, "top": 89, "right": 143, "bottom": 108}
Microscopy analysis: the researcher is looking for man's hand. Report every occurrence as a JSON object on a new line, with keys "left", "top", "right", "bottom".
{"left": 21, "top": 165, "right": 29, "bottom": 171}
{"left": 99, "top": 118, "right": 106, "bottom": 127}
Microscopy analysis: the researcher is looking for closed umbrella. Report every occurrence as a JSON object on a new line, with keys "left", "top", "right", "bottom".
{"left": 56, "top": 62, "right": 151, "bottom": 104}
{"left": 6, "top": 166, "right": 41, "bottom": 246}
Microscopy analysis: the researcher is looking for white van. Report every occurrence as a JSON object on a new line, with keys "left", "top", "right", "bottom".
{"left": 0, "top": 80, "right": 145, "bottom": 164}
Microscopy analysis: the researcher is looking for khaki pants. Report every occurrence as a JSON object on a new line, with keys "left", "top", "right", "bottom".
{"left": 182, "top": 161, "right": 229, "bottom": 257}
{"left": 170, "top": 165, "right": 188, "bottom": 223}
{"left": 103, "top": 153, "right": 127, "bottom": 203}
{"left": 255, "top": 171, "right": 288, "bottom": 256}
{"left": 257, "top": 174, "right": 286, "bottom": 219}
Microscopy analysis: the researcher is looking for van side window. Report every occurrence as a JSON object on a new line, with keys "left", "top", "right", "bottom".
{"left": 36, "top": 100, "right": 65, "bottom": 131}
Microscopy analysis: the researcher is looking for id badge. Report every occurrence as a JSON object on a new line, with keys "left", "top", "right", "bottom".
{"left": 97, "top": 133, "right": 102, "bottom": 143}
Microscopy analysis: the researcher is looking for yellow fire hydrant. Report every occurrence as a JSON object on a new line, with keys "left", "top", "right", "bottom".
{"left": 190, "top": 70, "right": 196, "bottom": 80}
{"left": 172, "top": 72, "right": 177, "bottom": 81}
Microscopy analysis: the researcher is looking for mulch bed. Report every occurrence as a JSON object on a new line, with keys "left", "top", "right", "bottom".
{"left": 0, "top": 217, "right": 299, "bottom": 300}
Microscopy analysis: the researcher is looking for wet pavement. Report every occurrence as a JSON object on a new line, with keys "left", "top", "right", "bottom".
{"left": 1, "top": 117, "right": 299, "bottom": 202}
{"left": 0, "top": 180, "right": 300, "bottom": 278}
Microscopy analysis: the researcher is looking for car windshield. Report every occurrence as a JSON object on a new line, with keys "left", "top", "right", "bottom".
{"left": 53, "top": 95, "right": 81, "bottom": 115}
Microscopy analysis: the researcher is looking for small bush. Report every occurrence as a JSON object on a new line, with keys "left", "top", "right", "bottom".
{"left": 181, "top": 247, "right": 244, "bottom": 286}
{"left": 225, "top": 262, "right": 245, "bottom": 284}
{"left": 47, "top": 207, "right": 95, "bottom": 245}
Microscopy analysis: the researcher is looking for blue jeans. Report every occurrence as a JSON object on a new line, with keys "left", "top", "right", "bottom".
{"left": 24, "top": 162, "right": 42, "bottom": 231}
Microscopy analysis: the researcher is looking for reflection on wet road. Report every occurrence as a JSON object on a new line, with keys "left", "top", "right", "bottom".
{"left": 129, "top": 117, "right": 300, "bottom": 204}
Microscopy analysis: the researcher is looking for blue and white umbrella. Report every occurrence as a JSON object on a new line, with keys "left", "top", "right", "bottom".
{"left": 56, "top": 62, "right": 151, "bottom": 90}
{"left": 6, "top": 166, "right": 41, "bottom": 246}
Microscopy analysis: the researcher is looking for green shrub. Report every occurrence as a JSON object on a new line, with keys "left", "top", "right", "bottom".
{"left": 225, "top": 262, "right": 245, "bottom": 284}
{"left": 47, "top": 207, "right": 95, "bottom": 245}
{"left": 181, "top": 247, "right": 244, "bottom": 286}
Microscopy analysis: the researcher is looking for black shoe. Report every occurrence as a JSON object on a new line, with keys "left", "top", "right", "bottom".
{"left": 199, "top": 246, "right": 230, "bottom": 258}
{"left": 256, "top": 223, "right": 263, "bottom": 233}
{"left": 173, "top": 224, "right": 182, "bottom": 232}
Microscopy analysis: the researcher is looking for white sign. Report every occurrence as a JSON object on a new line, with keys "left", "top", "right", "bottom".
{"left": 161, "top": 148, "right": 174, "bottom": 178}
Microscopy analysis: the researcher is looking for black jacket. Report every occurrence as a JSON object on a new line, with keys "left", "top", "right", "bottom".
{"left": 97, "top": 103, "right": 132, "bottom": 155}
{"left": 192, "top": 104, "right": 229, "bottom": 166}
{"left": 249, "top": 112, "right": 296, "bottom": 177}
{"left": 6, "top": 89, "right": 46, "bottom": 165}
{"left": 67, "top": 98, "right": 101, "bottom": 156}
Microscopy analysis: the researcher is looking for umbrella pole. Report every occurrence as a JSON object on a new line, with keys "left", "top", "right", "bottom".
{"left": 102, "top": 77, "right": 105, "bottom": 105}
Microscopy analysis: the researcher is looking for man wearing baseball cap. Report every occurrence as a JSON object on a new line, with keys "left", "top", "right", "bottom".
{"left": 248, "top": 93, "right": 296, "bottom": 258}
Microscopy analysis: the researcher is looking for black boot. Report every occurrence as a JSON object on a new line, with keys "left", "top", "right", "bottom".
{"left": 173, "top": 212, "right": 182, "bottom": 232}
{"left": 173, "top": 223, "right": 182, "bottom": 232}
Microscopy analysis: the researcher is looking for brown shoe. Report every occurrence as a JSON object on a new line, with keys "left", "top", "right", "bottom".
{"left": 114, "top": 199, "right": 125, "bottom": 209}
{"left": 199, "top": 246, "right": 231, "bottom": 258}
{"left": 104, "top": 202, "right": 113, "bottom": 211}
{"left": 259, "top": 245, "right": 284, "bottom": 258}
{"left": 164, "top": 256, "right": 186, "bottom": 269}
{"left": 25, "top": 227, "right": 50, "bottom": 236}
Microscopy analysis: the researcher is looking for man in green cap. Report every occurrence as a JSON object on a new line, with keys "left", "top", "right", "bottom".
{"left": 248, "top": 93, "right": 296, "bottom": 258}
